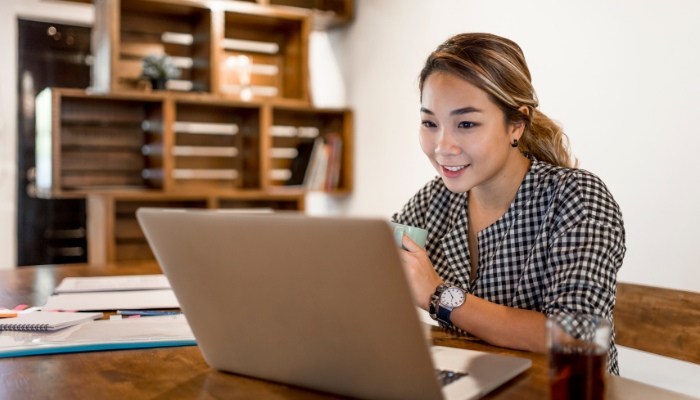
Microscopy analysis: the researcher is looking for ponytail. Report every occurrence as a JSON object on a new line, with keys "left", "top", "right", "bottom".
{"left": 519, "top": 109, "right": 577, "bottom": 168}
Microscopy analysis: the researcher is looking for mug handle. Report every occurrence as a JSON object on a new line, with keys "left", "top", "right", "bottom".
{"left": 394, "top": 227, "right": 407, "bottom": 249}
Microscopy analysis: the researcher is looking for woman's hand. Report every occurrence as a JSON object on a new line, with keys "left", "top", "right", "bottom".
{"left": 397, "top": 234, "right": 443, "bottom": 310}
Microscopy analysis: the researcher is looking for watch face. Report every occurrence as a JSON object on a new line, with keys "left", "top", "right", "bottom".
{"left": 440, "top": 287, "right": 465, "bottom": 307}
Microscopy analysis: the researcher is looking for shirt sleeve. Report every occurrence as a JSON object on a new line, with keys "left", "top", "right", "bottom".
{"left": 542, "top": 219, "right": 624, "bottom": 318}
{"left": 541, "top": 169, "right": 625, "bottom": 317}
{"left": 539, "top": 171, "right": 625, "bottom": 375}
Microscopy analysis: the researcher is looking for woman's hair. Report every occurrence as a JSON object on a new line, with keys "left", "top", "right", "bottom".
{"left": 419, "top": 33, "right": 577, "bottom": 168}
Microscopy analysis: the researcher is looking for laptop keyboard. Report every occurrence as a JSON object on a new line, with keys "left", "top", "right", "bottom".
{"left": 435, "top": 369, "right": 469, "bottom": 386}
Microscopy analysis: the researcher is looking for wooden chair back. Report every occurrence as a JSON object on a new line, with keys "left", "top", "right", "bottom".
{"left": 614, "top": 282, "right": 700, "bottom": 364}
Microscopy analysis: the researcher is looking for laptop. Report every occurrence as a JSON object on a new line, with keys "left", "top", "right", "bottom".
{"left": 137, "top": 208, "right": 531, "bottom": 400}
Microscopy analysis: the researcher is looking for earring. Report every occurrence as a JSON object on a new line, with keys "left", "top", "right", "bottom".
{"left": 511, "top": 139, "right": 519, "bottom": 148}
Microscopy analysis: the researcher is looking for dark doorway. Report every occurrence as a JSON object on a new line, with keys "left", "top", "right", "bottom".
{"left": 17, "top": 19, "right": 92, "bottom": 266}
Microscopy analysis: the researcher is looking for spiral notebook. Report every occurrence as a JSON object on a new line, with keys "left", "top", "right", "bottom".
{"left": 0, "top": 314, "right": 195, "bottom": 358}
{"left": 0, "top": 312, "right": 103, "bottom": 332}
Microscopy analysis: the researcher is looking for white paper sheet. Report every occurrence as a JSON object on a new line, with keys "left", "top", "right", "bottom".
{"left": 54, "top": 275, "right": 171, "bottom": 293}
{"left": 42, "top": 290, "right": 179, "bottom": 311}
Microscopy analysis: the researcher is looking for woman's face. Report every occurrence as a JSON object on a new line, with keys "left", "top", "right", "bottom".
{"left": 419, "top": 72, "right": 523, "bottom": 194}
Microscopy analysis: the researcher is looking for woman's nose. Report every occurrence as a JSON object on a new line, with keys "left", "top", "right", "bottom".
{"left": 435, "top": 128, "right": 461, "bottom": 156}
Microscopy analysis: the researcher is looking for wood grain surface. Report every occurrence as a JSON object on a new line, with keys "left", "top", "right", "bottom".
{"left": 0, "top": 263, "right": 695, "bottom": 400}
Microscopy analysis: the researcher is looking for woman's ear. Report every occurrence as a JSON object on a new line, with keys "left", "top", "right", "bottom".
{"left": 510, "top": 106, "right": 530, "bottom": 140}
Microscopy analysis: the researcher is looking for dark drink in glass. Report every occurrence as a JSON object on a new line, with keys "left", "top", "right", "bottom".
{"left": 549, "top": 345, "right": 606, "bottom": 400}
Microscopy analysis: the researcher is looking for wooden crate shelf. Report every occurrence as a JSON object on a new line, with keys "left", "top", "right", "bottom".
{"left": 220, "top": 7, "right": 310, "bottom": 102}
{"left": 268, "top": 0, "right": 353, "bottom": 29}
{"left": 92, "top": 0, "right": 311, "bottom": 102}
{"left": 35, "top": 88, "right": 167, "bottom": 196}
{"left": 87, "top": 191, "right": 305, "bottom": 263}
{"left": 169, "top": 99, "right": 261, "bottom": 191}
{"left": 63, "top": 0, "right": 352, "bottom": 29}
{"left": 266, "top": 106, "right": 352, "bottom": 192}
{"left": 35, "top": 0, "right": 352, "bottom": 264}
{"left": 35, "top": 88, "right": 352, "bottom": 197}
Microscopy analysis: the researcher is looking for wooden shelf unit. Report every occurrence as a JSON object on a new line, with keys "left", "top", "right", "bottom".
{"left": 265, "top": 105, "right": 352, "bottom": 192}
{"left": 36, "top": 87, "right": 352, "bottom": 198}
{"left": 35, "top": 0, "right": 353, "bottom": 264}
{"left": 267, "top": 0, "right": 353, "bottom": 29}
{"left": 92, "top": 0, "right": 311, "bottom": 102}
{"left": 58, "top": 0, "right": 353, "bottom": 29}
{"left": 169, "top": 98, "right": 262, "bottom": 191}
{"left": 87, "top": 191, "right": 305, "bottom": 264}
{"left": 35, "top": 88, "right": 167, "bottom": 197}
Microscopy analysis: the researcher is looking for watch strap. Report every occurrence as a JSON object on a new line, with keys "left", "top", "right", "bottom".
{"left": 436, "top": 305, "right": 453, "bottom": 327}
{"left": 429, "top": 283, "right": 451, "bottom": 320}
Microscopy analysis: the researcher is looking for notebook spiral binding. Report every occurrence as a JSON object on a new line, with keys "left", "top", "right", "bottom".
{"left": 0, "top": 323, "right": 52, "bottom": 331}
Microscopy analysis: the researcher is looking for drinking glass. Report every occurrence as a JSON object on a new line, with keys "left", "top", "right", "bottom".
{"left": 547, "top": 313, "right": 611, "bottom": 400}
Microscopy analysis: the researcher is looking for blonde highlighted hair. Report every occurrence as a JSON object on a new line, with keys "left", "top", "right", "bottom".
{"left": 419, "top": 33, "right": 577, "bottom": 168}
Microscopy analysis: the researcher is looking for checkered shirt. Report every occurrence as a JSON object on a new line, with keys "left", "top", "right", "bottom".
{"left": 392, "top": 158, "right": 626, "bottom": 374}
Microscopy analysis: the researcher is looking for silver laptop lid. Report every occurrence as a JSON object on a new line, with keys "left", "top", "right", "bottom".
{"left": 137, "top": 209, "right": 444, "bottom": 400}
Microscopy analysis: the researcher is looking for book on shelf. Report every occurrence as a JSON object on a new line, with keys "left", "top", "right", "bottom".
{"left": 304, "top": 137, "right": 327, "bottom": 191}
{"left": 302, "top": 134, "right": 343, "bottom": 191}
{"left": 324, "top": 133, "right": 343, "bottom": 191}
{"left": 285, "top": 140, "right": 317, "bottom": 186}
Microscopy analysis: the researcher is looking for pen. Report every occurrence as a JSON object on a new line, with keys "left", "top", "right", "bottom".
{"left": 116, "top": 310, "right": 181, "bottom": 317}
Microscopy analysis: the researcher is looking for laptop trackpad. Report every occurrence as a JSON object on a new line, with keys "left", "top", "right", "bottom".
{"left": 431, "top": 346, "right": 531, "bottom": 400}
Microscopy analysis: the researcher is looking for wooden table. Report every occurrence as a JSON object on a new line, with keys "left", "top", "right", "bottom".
{"left": 0, "top": 262, "right": 694, "bottom": 400}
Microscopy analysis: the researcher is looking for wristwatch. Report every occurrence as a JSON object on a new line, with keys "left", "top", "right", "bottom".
{"left": 429, "top": 282, "right": 467, "bottom": 328}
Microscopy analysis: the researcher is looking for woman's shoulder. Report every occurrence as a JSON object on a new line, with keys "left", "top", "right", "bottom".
{"left": 533, "top": 161, "right": 610, "bottom": 195}
{"left": 532, "top": 160, "right": 623, "bottom": 225}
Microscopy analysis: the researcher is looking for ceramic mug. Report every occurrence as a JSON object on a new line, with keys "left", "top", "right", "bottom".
{"left": 389, "top": 222, "right": 428, "bottom": 249}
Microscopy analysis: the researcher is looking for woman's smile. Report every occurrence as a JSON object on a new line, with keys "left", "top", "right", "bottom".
{"left": 441, "top": 164, "right": 469, "bottom": 178}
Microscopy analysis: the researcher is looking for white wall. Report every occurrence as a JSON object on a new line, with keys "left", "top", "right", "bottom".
{"left": 0, "top": 0, "right": 93, "bottom": 269}
{"left": 321, "top": 0, "right": 700, "bottom": 294}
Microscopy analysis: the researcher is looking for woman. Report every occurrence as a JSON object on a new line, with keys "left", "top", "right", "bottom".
{"left": 393, "top": 33, "right": 626, "bottom": 374}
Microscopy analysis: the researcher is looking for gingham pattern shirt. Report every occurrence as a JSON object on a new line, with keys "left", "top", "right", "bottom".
{"left": 393, "top": 158, "right": 626, "bottom": 374}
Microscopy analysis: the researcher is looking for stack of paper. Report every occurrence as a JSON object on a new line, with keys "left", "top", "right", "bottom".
{"left": 54, "top": 274, "right": 171, "bottom": 293}
{"left": 0, "top": 275, "right": 197, "bottom": 358}
{"left": 44, "top": 275, "right": 180, "bottom": 311}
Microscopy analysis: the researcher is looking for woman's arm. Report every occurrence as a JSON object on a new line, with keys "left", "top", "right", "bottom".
{"left": 449, "top": 294, "right": 546, "bottom": 353}
{"left": 399, "top": 234, "right": 546, "bottom": 353}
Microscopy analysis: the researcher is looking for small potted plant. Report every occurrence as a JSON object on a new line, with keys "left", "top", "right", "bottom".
{"left": 141, "top": 54, "right": 181, "bottom": 90}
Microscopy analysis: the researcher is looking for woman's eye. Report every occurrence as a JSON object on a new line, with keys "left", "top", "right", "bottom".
{"left": 458, "top": 121, "right": 477, "bottom": 129}
{"left": 421, "top": 120, "right": 437, "bottom": 128}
